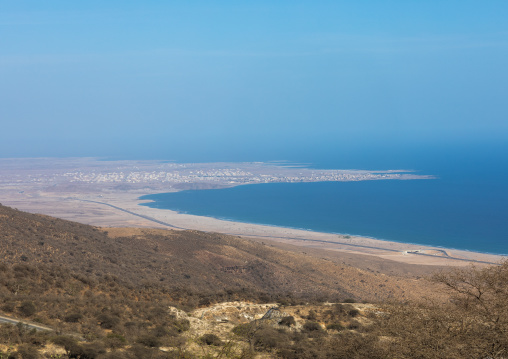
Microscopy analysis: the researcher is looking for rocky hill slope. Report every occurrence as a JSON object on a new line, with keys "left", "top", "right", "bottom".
{"left": 7, "top": 204, "right": 505, "bottom": 358}
{"left": 0, "top": 204, "right": 436, "bottom": 304}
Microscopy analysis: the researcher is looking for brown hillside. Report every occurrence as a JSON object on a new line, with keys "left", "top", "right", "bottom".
{"left": 0, "top": 204, "right": 439, "bottom": 304}
{"left": 6, "top": 204, "right": 500, "bottom": 358}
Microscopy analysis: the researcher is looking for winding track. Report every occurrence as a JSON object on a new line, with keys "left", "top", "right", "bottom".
{"left": 0, "top": 315, "right": 53, "bottom": 331}
{"left": 79, "top": 199, "right": 186, "bottom": 229}
{"left": 77, "top": 199, "right": 499, "bottom": 265}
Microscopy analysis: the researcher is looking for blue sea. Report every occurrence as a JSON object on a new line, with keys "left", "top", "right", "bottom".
{"left": 139, "top": 142, "right": 508, "bottom": 255}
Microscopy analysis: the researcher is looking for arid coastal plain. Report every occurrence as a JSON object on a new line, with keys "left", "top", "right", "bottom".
{"left": 0, "top": 157, "right": 503, "bottom": 267}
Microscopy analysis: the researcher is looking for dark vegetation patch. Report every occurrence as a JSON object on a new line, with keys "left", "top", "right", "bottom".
{"left": 198, "top": 333, "right": 223, "bottom": 346}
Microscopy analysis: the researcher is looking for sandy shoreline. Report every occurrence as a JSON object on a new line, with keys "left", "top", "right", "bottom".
{"left": 0, "top": 157, "right": 504, "bottom": 268}
{"left": 2, "top": 189, "right": 504, "bottom": 267}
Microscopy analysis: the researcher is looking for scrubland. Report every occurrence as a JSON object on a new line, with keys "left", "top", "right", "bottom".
{"left": 0, "top": 204, "right": 506, "bottom": 358}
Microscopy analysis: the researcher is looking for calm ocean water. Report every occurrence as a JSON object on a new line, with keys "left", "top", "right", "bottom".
{"left": 140, "top": 143, "right": 508, "bottom": 255}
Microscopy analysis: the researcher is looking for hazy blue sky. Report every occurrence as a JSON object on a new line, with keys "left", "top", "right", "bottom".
{"left": 1, "top": 1, "right": 507, "bottom": 162}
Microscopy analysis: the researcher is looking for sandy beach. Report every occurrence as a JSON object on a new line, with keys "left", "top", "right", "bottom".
{"left": 2, "top": 188, "right": 504, "bottom": 267}
{"left": 0, "top": 157, "right": 504, "bottom": 268}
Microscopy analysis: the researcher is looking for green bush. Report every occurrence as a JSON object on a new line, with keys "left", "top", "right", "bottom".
{"left": 126, "top": 344, "right": 165, "bottom": 359}
{"left": 232, "top": 323, "right": 255, "bottom": 337}
{"left": 64, "top": 312, "right": 83, "bottom": 323}
{"left": 279, "top": 316, "right": 296, "bottom": 327}
{"left": 253, "top": 326, "right": 289, "bottom": 351}
{"left": 172, "top": 319, "right": 190, "bottom": 333}
{"left": 68, "top": 342, "right": 105, "bottom": 359}
{"left": 1, "top": 302, "right": 15, "bottom": 313}
{"left": 198, "top": 333, "right": 223, "bottom": 346}
{"left": 52, "top": 335, "right": 78, "bottom": 354}
{"left": 11, "top": 344, "right": 40, "bottom": 359}
{"left": 18, "top": 301, "right": 36, "bottom": 317}
{"left": 307, "top": 309, "right": 318, "bottom": 320}
{"left": 302, "top": 321, "right": 323, "bottom": 332}
{"left": 137, "top": 334, "right": 162, "bottom": 348}
{"left": 96, "top": 313, "right": 119, "bottom": 329}
{"left": 347, "top": 308, "right": 360, "bottom": 318}
{"left": 347, "top": 320, "right": 361, "bottom": 330}
{"left": 326, "top": 323, "right": 345, "bottom": 331}
{"left": 104, "top": 332, "right": 126, "bottom": 349}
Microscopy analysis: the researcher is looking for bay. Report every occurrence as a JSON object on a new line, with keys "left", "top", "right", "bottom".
{"left": 139, "top": 142, "right": 508, "bottom": 255}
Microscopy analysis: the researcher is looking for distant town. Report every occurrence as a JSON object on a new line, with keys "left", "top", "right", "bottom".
{"left": 0, "top": 158, "right": 434, "bottom": 195}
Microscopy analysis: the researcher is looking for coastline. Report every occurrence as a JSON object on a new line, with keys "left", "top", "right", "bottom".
{"left": 141, "top": 200, "right": 506, "bottom": 258}
{"left": 2, "top": 189, "right": 504, "bottom": 267}
{"left": 134, "top": 196, "right": 506, "bottom": 266}
{"left": 0, "top": 157, "right": 504, "bottom": 268}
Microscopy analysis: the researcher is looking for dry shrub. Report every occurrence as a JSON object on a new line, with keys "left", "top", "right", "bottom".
{"left": 198, "top": 333, "right": 223, "bottom": 346}
{"left": 376, "top": 261, "right": 508, "bottom": 358}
